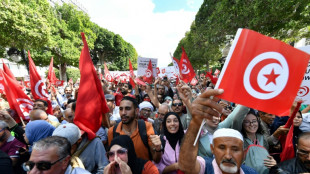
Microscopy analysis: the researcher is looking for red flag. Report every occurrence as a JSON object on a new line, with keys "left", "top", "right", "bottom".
{"left": 129, "top": 59, "right": 135, "bottom": 88}
{"left": 104, "top": 62, "right": 113, "bottom": 82}
{"left": 56, "top": 80, "right": 64, "bottom": 87}
{"left": 215, "top": 29, "right": 310, "bottom": 116}
{"left": 48, "top": 57, "right": 57, "bottom": 86}
{"left": 68, "top": 78, "right": 73, "bottom": 84}
{"left": 206, "top": 72, "right": 218, "bottom": 85}
{"left": 144, "top": 60, "right": 153, "bottom": 84}
{"left": 24, "top": 81, "right": 31, "bottom": 88}
{"left": 1, "top": 69, "right": 33, "bottom": 120}
{"left": 2, "top": 59, "right": 16, "bottom": 81}
{"left": 74, "top": 33, "right": 110, "bottom": 140}
{"left": 190, "top": 77, "right": 198, "bottom": 86}
{"left": 214, "top": 69, "right": 221, "bottom": 76}
{"left": 171, "top": 57, "right": 182, "bottom": 79}
{"left": 28, "top": 51, "right": 53, "bottom": 115}
{"left": 179, "top": 47, "right": 196, "bottom": 83}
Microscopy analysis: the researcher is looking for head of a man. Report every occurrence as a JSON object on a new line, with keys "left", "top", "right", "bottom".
{"left": 139, "top": 101, "right": 153, "bottom": 119}
{"left": 171, "top": 99, "right": 183, "bottom": 115}
{"left": 119, "top": 96, "right": 138, "bottom": 124}
{"left": 0, "top": 121, "right": 10, "bottom": 143}
{"left": 25, "top": 136, "right": 71, "bottom": 174}
{"left": 64, "top": 86, "right": 72, "bottom": 96}
{"left": 157, "top": 85, "right": 165, "bottom": 95}
{"left": 296, "top": 132, "right": 310, "bottom": 170}
{"left": 211, "top": 128, "right": 244, "bottom": 174}
{"left": 157, "top": 104, "right": 170, "bottom": 121}
{"left": 30, "top": 109, "right": 49, "bottom": 121}
{"left": 105, "top": 94, "right": 115, "bottom": 114}
{"left": 64, "top": 108, "right": 74, "bottom": 123}
{"left": 121, "top": 83, "right": 132, "bottom": 95}
{"left": 258, "top": 111, "right": 275, "bottom": 125}
{"left": 33, "top": 99, "right": 48, "bottom": 111}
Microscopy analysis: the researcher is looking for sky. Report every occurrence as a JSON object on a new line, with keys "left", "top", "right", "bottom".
{"left": 79, "top": 0, "right": 203, "bottom": 67}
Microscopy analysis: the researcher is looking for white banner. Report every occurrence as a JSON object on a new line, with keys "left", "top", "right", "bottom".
{"left": 296, "top": 45, "right": 310, "bottom": 104}
{"left": 157, "top": 66, "right": 178, "bottom": 79}
{"left": 137, "top": 57, "right": 157, "bottom": 77}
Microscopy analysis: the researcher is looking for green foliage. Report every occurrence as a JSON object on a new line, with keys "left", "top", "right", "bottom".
{"left": 66, "top": 68, "right": 80, "bottom": 82}
{"left": 45, "top": 68, "right": 60, "bottom": 79}
{"left": 174, "top": 0, "right": 310, "bottom": 70}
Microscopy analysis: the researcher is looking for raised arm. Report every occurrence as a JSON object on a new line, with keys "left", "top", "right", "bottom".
{"left": 178, "top": 89, "right": 223, "bottom": 174}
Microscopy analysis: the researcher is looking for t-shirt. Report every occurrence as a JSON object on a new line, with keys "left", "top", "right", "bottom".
{"left": 108, "top": 121, "right": 155, "bottom": 161}
{"left": 142, "top": 161, "right": 159, "bottom": 174}
{"left": 0, "top": 135, "right": 26, "bottom": 158}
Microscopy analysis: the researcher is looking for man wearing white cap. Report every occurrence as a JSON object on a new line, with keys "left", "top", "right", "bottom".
{"left": 178, "top": 89, "right": 258, "bottom": 174}
{"left": 139, "top": 101, "right": 154, "bottom": 123}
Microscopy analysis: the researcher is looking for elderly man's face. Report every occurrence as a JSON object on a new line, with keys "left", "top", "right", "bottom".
{"left": 28, "top": 147, "right": 69, "bottom": 174}
{"left": 297, "top": 137, "right": 310, "bottom": 170}
{"left": 140, "top": 108, "right": 152, "bottom": 118}
{"left": 33, "top": 101, "right": 47, "bottom": 111}
{"left": 211, "top": 137, "right": 243, "bottom": 174}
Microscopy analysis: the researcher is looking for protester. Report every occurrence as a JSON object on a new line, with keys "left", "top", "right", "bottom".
{"left": 104, "top": 135, "right": 159, "bottom": 174}
{"left": 269, "top": 132, "right": 310, "bottom": 173}
{"left": 33, "top": 99, "right": 59, "bottom": 123}
{"left": 0, "top": 150, "right": 13, "bottom": 174}
{"left": 155, "top": 112, "right": 185, "bottom": 173}
{"left": 57, "top": 86, "right": 73, "bottom": 109}
{"left": 139, "top": 101, "right": 154, "bottom": 123}
{"left": 153, "top": 104, "right": 170, "bottom": 135}
{"left": 29, "top": 109, "right": 60, "bottom": 128}
{"left": 23, "top": 136, "right": 90, "bottom": 174}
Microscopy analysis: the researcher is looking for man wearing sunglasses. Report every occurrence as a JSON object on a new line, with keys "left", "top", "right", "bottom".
{"left": 270, "top": 132, "right": 310, "bottom": 173}
{"left": 24, "top": 136, "right": 90, "bottom": 174}
{"left": 171, "top": 99, "right": 190, "bottom": 130}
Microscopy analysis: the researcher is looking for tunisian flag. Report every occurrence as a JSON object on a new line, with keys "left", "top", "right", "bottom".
{"left": 74, "top": 33, "right": 110, "bottom": 140}
{"left": 2, "top": 59, "right": 16, "bottom": 81}
{"left": 144, "top": 60, "right": 153, "bottom": 84}
{"left": 179, "top": 47, "right": 196, "bottom": 83}
{"left": 48, "top": 57, "right": 57, "bottom": 86}
{"left": 171, "top": 56, "right": 182, "bottom": 79}
{"left": 0, "top": 69, "right": 33, "bottom": 120}
{"left": 215, "top": 29, "right": 310, "bottom": 116}
{"left": 129, "top": 58, "right": 135, "bottom": 88}
{"left": 28, "top": 51, "right": 53, "bottom": 115}
{"left": 104, "top": 62, "right": 113, "bottom": 82}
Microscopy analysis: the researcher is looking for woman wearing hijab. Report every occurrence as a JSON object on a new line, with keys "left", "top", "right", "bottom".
{"left": 23, "top": 120, "right": 55, "bottom": 152}
{"left": 155, "top": 112, "right": 205, "bottom": 174}
{"left": 104, "top": 135, "right": 159, "bottom": 174}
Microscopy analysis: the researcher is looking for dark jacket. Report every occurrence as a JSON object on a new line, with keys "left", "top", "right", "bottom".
{"left": 269, "top": 157, "right": 310, "bottom": 174}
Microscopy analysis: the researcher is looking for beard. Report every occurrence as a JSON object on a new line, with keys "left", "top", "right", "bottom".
{"left": 219, "top": 159, "right": 238, "bottom": 174}
{"left": 121, "top": 115, "right": 135, "bottom": 124}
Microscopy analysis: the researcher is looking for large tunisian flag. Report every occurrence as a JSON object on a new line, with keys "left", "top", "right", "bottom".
{"left": 104, "top": 62, "right": 113, "bottom": 82}
{"left": 179, "top": 47, "right": 196, "bottom": 83}
{"left": 215, "top": 29, "right": 310, "bottom": 116}
{"left": 0, "top": 69, "right": 33, "bottom": 120}
{"left": 128, "top": 58, "right": 136, "bottom": 88}
{"left": 74, "top": 33, "right": 110, "bottom": 140}
{"left": 28, "top": 51, "right": 53, "bottom": 115}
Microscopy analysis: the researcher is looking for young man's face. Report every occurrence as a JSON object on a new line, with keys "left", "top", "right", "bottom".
{"left": 119, "top": 100, "right": 137, "bottom": 124}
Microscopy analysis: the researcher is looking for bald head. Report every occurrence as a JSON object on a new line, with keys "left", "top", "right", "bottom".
{"left": 30, "top": 109, "right": 48, "bottom": 121}
{"left": 64, "top": 108, "right": 74, "bottom": 123}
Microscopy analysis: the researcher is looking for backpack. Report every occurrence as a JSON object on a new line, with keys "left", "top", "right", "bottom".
{"left": 113, "top": 119, "right": 153, "bottom": 159}
{"left": 244, "top": 134, "right": 269, "bottom": 174}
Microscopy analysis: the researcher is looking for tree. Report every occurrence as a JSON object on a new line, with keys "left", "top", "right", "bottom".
{"left": 174, "top": 0, "right": 310, "bottom": 70}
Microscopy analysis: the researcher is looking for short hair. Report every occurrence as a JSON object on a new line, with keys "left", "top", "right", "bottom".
{"left": 126, "top": 83, "right": 133, "bottom": 90}
{"left": 34, "top": 99, "right": 48, "bottom": 107}
{"left": 32, "top": 136, "right": 71, "bottom": 157}
{"left": 121, "top": 96, "right": 138, "bottom": 109}
{"left": 71, "top": 102, "right": 76, "bottom": 112}
{"left": 297, "top": 132, "right": 310, "bottom": 145}
{"left": 64, "top": 86, "right": 72, "bottom": 91}
{"left": 0, "top": 120, "right": 8, "bottom": 129}
{"left": 160, "top": 103, "right": 172, "bottom": 112}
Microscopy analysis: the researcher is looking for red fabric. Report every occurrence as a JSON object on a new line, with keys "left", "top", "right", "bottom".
{"left": 179, "top": 47, "right": 195, "bottom": 83}
{"left": 144, "top": 60, "right": 153, "bottom": 84}
{"left": 2, "top": 59, "right": 23, "bottom": 90}
{"left": 280, "top": 101, "right": 302, "bottom": 162}
{"left": 171, "top": 57, "right": 182, "bottom": 79}
{"left": 128, "top": 59, "right": 135, "bottom": 88}
{"left": 28, "top": 51, "right": 53, "bottom": 115}
{"left": 56, "top": 80, "right": 64, "bottom": 87}
{"left": 48, "top": 57, "right": 57, "bottom": 86}
{"left": 190, "top": 77, "right": 198, "bottom": 86}
{"left": 214, "top": 69, "right": 221, "bottom": 76}
{"left": 104, "top": 62, "right": 113, "bottom": 82}
{"left": 215, "top": 29, "right": 310, "bottom": 116}
{"left": 24, "top": 81, "right": 30, "bottom": 88}
{"left": 0, "top": 69, "right": 33, "bottom": 120}
{"left": 206, "top": 72, "right": 218, "bottom": 85}
{"left": 68, "top": 78, "right": 73, "bottom": 84}
{"left": 74, "top": 33, "right": 110, "bottom": 140}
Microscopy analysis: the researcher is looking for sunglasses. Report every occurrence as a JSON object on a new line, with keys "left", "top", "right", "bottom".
{"left": 106, "top": 148, "right": 128, "bottom": 158}
{"left": 23, "top": 155, "right": 67, "bottom": 171}
{"left": 172, "top": 103, "right": 183, "bottom": 107}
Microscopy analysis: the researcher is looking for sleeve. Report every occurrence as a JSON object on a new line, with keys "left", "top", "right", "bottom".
{"left": 94, "top": 138, "right": 109, "bottom": 174}
{"left": 96, "top": 127, "right": 108, "bottom": 141}
{"left": 167, "top": 87, "right": 174, "bottom": 98}
{"left": 146, "top": 122, "right": 156, "bottom": 148}
{"left": 197, "top": 156, "right": 206, "bottom": 174}
{"left": 142, "top": 161, "right": 159, "bottom": 174}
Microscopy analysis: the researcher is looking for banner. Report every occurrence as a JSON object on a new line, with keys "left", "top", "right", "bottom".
{"left": 137, "top": 57, "right": 157, "bottom": 77}
{"left": 296, "top": 46, "right": 310, "bottom": 104}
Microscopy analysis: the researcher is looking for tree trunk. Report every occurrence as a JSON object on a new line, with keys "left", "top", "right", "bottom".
{"left": 59, "top": 63, "right": 67, "bottom": 81}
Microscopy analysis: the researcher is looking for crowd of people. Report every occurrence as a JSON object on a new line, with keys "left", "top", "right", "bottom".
{"left": 0, "top": 74, "right": 310, "bottom": 174}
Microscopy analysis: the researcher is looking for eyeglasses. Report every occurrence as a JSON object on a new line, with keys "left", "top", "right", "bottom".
{"left": 172, "top": 103, "right": 183, "bottom": 107}
{"left": 23, "top": 155, "right": 67, "bottom": 171}
{"left": 297, "top": 149, "right": 310, "bottom": 158}
{"left": 243, "top": 120, "right": 258, "bottom": 126}
{"left": 141, "top": 109, "right": 151, "bottom": 113}
{"left": 106, "top": 148, "right": 128, "bottom": 159}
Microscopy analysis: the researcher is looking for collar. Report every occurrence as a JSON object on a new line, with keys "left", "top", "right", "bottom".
{"left": 212, "top": 159, "right": 244, "bottom": 174}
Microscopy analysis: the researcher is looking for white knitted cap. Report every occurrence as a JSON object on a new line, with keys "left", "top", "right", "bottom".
{"left": 213, "top": 128, "right": 243, "bottom": 142}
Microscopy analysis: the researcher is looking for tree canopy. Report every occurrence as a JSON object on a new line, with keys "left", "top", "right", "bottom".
{"left": 174, "top": 0, "right": 310, "bottom": 70}
{"left": 0, "top": 0, "right": 138, "bottom": 79}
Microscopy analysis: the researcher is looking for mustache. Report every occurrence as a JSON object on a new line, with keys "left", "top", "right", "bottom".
{"left": 221, "top": 159, "right": 237, "bottom": 166}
